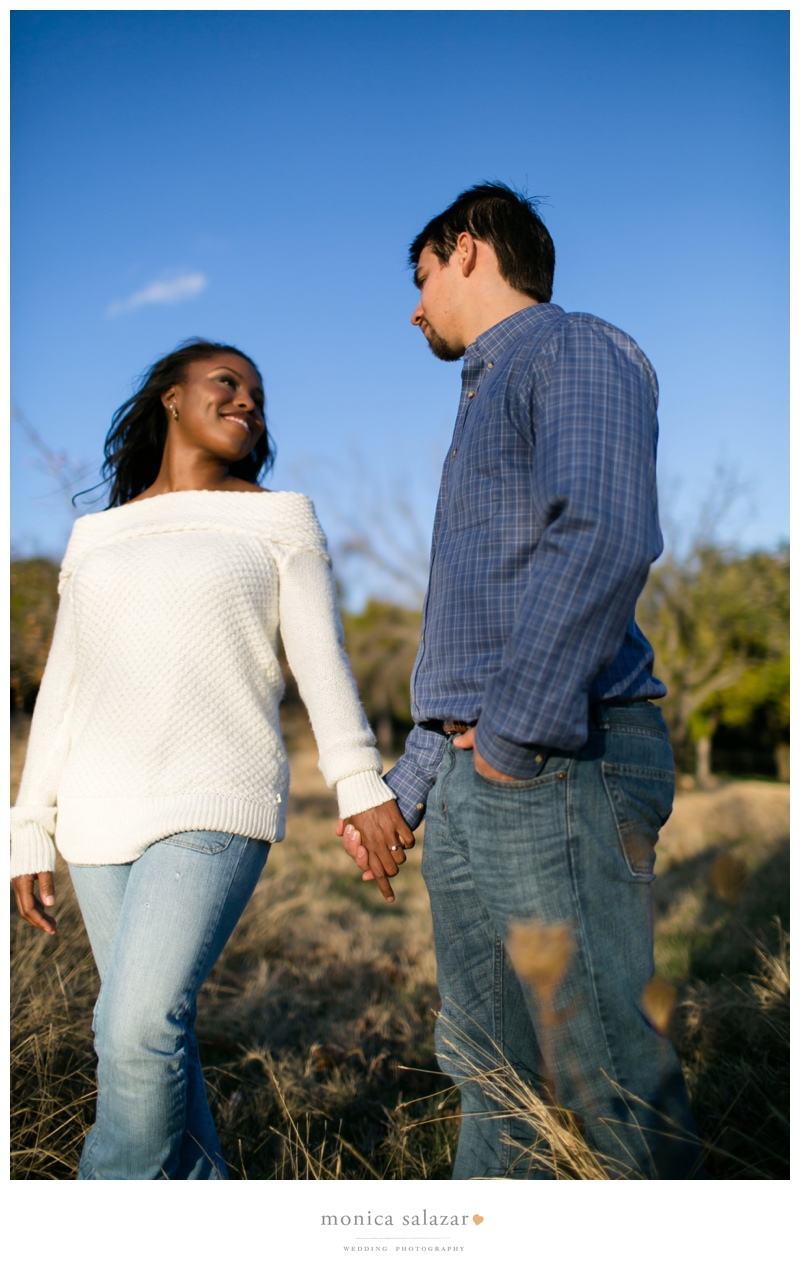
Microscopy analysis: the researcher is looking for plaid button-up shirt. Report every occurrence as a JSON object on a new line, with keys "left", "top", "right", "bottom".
{"left": 385, "top": 303, "right": 666, "bottom": 829}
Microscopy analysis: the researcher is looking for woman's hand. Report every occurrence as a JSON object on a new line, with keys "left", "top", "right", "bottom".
{"left": 336, "top": 800, "right": 414, "bottom": 903}
{"left": 12, "top": 872, "right": 57, "bottom": 935}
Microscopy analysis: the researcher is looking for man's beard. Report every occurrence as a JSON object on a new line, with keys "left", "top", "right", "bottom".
{"left": 425, "top": 325, "right": 465, "bottom": 362}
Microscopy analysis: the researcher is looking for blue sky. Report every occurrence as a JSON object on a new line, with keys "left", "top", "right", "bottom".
{"left": 11, "top": 10, "right": 788, "bottom": 605}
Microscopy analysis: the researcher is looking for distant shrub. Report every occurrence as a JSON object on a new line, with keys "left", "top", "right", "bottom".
{"left": 341, "top": 601, "right": 421, "bottom": 751}
{"left": 10, "top": 557, "right": 59, "bottom": 712}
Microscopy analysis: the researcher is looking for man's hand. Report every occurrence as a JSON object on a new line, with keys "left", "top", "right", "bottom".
{"left": 336, "top": 799, "right": 414, "bottom": 903}
{"left": 452, "top": 726, "right": 522, "bottom": 780}
{"left": 12, "top": 871, "right": 57, "bottom": 935}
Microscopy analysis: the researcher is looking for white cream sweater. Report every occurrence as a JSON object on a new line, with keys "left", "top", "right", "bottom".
{"left": 11, "top": 490, "right": 394, "bottom": 877}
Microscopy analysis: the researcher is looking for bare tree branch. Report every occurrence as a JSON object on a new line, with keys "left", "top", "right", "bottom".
{"left": 289, "top": 443, "right": 439, "bottom": 608}
{"left": 12, "top": 406, "right": 97, "bottom": 518}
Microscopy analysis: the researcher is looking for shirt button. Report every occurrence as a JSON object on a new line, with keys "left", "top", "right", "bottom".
{"left": 416, "top": 803, "right": 425, "bottom": 811}
{"left": 488, "top": 362, "right": 494, "bottom": 368}
{"left": 467, "top": 391, "right": 475, "bottom": 399}
{"left": 535, "top": 754, "right": 544, "bottom": 763}
{"left": 452, "top": 449, "right": 458, "bottom": 457}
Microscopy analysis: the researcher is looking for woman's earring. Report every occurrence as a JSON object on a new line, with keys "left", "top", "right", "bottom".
{"left": 169, "top": 404, "right": 178, "bottom": 421}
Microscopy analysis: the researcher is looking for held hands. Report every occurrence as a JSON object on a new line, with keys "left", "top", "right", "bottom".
{"left": 12, "top": 872, "right": 57, "bottom": 935}
{"left": 336, "top": 799, "right": 415, "bottom": 903}
{"left": 335, "top": 733, "right": 516, "bottom": 902}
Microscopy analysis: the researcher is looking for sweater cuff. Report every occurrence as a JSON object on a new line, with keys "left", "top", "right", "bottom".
{"left": 336, "top": 770, "right": 396, "bottom": 819}
{"left": 11, "top": 821, "right": 58, "bottom": 878}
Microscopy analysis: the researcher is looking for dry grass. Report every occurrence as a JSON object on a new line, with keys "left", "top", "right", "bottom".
{"left": 673, "top": 926, "right": 789, "bottom": 1178}
{"left": 10, "top": 714, "right": 789, "bottom": 1179}
{"left": 11, "top": 711, "right": 454, "bottom": 1180}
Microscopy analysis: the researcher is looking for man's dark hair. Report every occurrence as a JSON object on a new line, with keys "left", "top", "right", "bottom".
{"left": 409, "top": 181, "right": 555, "bottom": 303}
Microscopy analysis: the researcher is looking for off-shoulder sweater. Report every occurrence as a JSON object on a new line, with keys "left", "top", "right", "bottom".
{"left": 11, "top": 490, "right": 393, "bottom": 877}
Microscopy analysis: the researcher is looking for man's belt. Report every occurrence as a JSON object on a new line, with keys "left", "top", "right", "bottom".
{"left": 418, "top": 718, "right": 477, "bottom": 736}
{"left": 419, "top": 702, "right": 652, "bottom": 738}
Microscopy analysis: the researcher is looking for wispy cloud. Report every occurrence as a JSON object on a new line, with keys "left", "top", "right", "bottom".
{"left": 107, "top": 272, "right": 207, "bottom": 317}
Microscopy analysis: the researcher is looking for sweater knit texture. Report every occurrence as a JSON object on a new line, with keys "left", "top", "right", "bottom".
{"left": 11, "top": 490, "right": 393, "bottom": 877}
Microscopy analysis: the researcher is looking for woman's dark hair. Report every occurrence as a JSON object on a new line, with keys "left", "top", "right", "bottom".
{"left": 101, "top": 338, "right": 275, "bottom": 507}
{"left": 409, "top": 181, "right": 555, "bottom": 304}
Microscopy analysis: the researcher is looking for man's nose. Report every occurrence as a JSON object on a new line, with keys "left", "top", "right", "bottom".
{"left": 411, "top": 302, "right": 424, "bottom": 327}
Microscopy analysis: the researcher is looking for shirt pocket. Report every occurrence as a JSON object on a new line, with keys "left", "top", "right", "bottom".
{"left": 601, "top": 763, "right": 674, "bottom": 881}
{"left": 444, "top": 394, "right": 509, "bottom": 532}
{"left": 159, "top": 830, "right": 235, "bottom": 854}
{"left": 446, "top": 471, "right": 500, "bottom": 532}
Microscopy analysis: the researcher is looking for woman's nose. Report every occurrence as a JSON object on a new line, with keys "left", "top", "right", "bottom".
{"left": 236, "top": 389, "right": 257, "bottom": 414}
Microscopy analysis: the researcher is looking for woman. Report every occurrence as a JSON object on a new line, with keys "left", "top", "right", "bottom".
{"left": 11, "top": 338, "right": 413, "bottom": 1179}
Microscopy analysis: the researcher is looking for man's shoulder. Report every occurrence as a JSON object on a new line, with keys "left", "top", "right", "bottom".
{"left": 559, "top": 312, "right": 658, "bottom": 394}
{"left": 497, "top": 306, "right": 657, "bottom": 388}
{"left": 499, "top": 308, "right": 658, "bottom": 408}
{"left": 502, "top": 306, "right": 641, "bottom": 354}
{"left": 563, "top": 309, "right": 639, "bottom": 343}
{"left": 561, "top": 311, "right": 650, "bottom": 360}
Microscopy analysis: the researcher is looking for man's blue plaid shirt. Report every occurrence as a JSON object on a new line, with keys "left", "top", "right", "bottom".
{"left": 385, "top": 302, "right": 666, "bottom": 829}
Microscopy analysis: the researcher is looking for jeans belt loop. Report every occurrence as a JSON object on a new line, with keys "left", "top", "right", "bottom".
{"left": 592, "top": 703, "right": 611, "bottom": 731}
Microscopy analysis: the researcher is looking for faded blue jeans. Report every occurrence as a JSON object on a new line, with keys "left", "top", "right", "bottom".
{"left": 422, "top": 703, "right": 704, "bottom": 1180}
{"left": 69, "top": 831, "right": 269, "bottom": 1180}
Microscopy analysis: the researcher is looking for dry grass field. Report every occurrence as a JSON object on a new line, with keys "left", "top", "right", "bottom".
{"left": 10, "top": 709, "right": 789, "bottom": 1180}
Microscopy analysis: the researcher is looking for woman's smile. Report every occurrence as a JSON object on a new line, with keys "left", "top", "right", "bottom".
{"left": 221, "top": 412, "right": 253, "bottom": 435}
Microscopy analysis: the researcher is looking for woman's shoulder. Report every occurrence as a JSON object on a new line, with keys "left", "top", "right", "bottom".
{"left": 203, "top": 488, "right": 330, "bottom": 556}
{"left": 68, "top": 487, "right": 318, "bottom": 527}
{"left": 59, "top": 489, "right": 330, "bottom": 585}
{"left": 254, "top": 491, "right": 329, "bottom": 556}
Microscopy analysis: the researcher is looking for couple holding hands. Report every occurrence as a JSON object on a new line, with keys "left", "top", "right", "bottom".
{"left": 11, "top": 183, "right": 704, "bottom": 1180}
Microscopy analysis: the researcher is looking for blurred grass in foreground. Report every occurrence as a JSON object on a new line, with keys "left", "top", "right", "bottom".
{"left": 10, "top": 712, "right": 789, "bottom": 1179}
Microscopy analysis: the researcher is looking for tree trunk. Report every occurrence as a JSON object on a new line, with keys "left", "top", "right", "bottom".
{"left": 774, "top": 743, "right": 790, "bottom": 783}
{"left": 376, "top": 710, "right": 393, "bottom": 755}
{"left": 695, "top": 735, "right": 714, "bottom": 789}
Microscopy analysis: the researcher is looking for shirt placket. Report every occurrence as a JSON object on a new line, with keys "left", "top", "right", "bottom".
{"left": 412, "top": 353, "right": 486, "bottom": 711}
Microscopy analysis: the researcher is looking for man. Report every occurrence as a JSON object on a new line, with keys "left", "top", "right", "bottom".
{"left": 340, "top": 183, "right": 703, "bottom": 1180}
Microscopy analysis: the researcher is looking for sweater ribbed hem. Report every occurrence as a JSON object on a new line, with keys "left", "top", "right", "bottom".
{"left": 336, "top": 770, "right": 396, "bottom": 818}
{"left": 52, "top": 793, "right": 287, "bottom": 866}
{"left": 12, "top": 774, "right": 396, "bottom": 875}
{"left": 11, "top": 822, "right": 58, "bottom": 878}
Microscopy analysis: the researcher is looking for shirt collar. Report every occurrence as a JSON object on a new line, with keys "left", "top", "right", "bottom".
{"left": 463, "top": 303, "right": 564, "bottom": 371}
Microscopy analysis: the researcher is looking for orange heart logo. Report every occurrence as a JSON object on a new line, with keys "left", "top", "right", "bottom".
{"left": 472, "top": 1215, "right": 484, "bottom": 1226}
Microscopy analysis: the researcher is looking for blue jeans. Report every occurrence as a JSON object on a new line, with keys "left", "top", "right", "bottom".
{"left": 69, "top": 831, "right": 270, "bottom": 1180}
{"left": 422, "top": 703, "right": 704, "bottom": 1180}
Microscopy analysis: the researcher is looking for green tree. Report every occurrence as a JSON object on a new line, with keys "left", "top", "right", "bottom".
{"left": 638, "top": 544, "right": 789, "bottom": 784}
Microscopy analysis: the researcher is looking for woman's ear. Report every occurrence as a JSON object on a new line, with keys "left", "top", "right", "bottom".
{"left": 162, "top": 388, "right": 179, "bottom": 421}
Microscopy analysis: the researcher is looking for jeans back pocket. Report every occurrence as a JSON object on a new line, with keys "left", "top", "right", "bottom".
{"left": 159, "top": 830, "right": 235, "bottom": 854}
{"left": 601, "top": 763, "right": 674, "bottom": 881}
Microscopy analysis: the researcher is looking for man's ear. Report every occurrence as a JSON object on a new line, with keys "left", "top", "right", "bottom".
{"left": 456, "top": 231, "right": 479, "bottom": 278}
